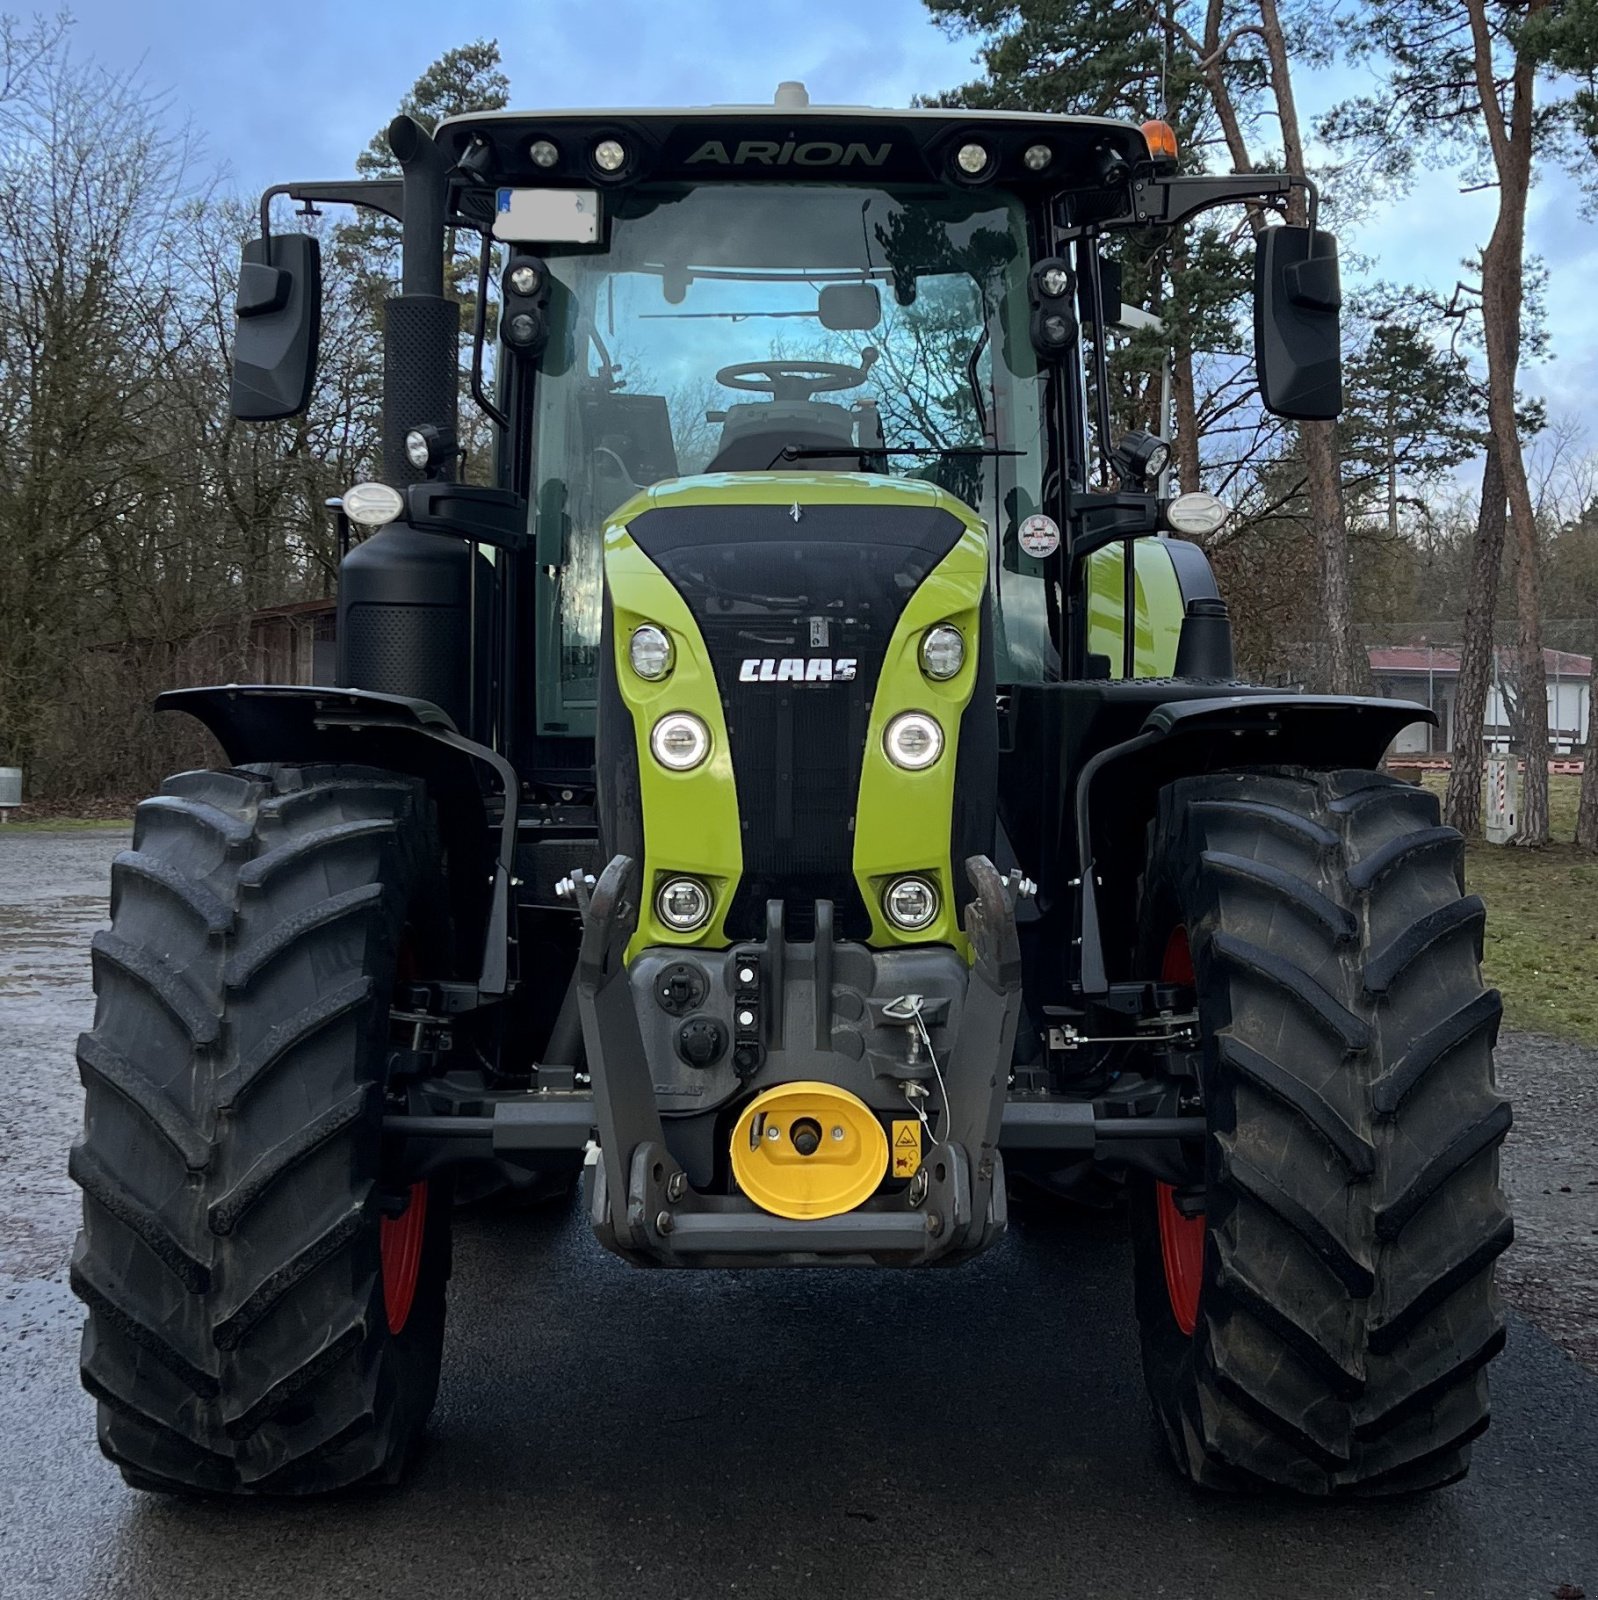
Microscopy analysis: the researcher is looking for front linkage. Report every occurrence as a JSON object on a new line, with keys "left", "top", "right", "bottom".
{"left": 573, "top": 854, "right": 1022, "bottom": 1267}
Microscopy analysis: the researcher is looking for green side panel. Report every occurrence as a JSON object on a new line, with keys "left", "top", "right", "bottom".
{"left": 1085, "top": 539, "right": 1185, "bottom": 678}
{"left": 604, "top": 529, "right": 742, "bottom": 957}
{"left": 851, "top": 524, "right": 988, "bottom": 954}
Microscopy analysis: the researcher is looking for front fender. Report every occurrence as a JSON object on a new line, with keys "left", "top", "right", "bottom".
{"left": 1072, "top": 689, "right": 1434, "bottom": 992}
{"left": 156, "top": 685, "right": 517, "bottom": 996}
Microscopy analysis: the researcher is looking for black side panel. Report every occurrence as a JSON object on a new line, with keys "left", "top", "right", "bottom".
{"left": 595, "top": 586, "right": 643, "bottom": 870}
{"left": 949, "top": 587, "right": 998, "bottom": 916}
{"left": 629, "top": 501, "right": 967, "bottom": 941}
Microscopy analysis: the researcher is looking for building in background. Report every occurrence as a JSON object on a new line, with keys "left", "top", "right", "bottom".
{"left": 1368, "top": 645, "right": 1591, "bottom": 756}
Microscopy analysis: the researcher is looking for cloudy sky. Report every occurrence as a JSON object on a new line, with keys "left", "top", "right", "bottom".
{"left": 67, "top": 0, "right": 1595, "bottom": 435}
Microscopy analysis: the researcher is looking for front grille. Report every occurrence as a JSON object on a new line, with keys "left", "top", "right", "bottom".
{"left": 696, "top": 610, "right": 882, "bottom": 939}
{"left": 624, "top": 499, "right": 969, "bottom": 944}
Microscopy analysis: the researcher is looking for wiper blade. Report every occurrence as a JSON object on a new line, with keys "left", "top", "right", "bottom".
{"left": 767, "top": 444, "right": 1025, "bottom": 467}
{"left": 637, "top": 310, "right": 820, "bottom": 322}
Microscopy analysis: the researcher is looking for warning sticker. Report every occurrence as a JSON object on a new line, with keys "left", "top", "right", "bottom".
{"left": 1018, "top": 513, "right": 1061, "bottom": 559}
{"left": 891, "top": 1119, "right": 922, "bottom": 1179}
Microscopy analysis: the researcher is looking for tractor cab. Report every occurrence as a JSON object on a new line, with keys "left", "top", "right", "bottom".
{"left": 507, "top": 148, "right": 1054, "bottom": 737}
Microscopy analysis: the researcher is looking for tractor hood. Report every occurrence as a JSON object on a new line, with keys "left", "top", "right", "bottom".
{"left": 598, "top": 474, "right": 993, "bottom": 951}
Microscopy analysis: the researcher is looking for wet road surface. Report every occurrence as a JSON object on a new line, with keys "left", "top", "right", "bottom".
{"left": 3, "top": 829, "right": 1596, "bottom": 1600}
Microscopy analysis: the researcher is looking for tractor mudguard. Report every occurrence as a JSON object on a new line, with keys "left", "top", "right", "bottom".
{"left": 1068, "top": 688, "right": 1436, "bottom": 993}
{"left": 155, "top": 684, "right": 517, "bottom": 996}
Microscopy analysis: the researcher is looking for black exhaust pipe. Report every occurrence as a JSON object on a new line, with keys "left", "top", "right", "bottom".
{"left": 338, "top": 115, "right": 474, "bottom": 728}
{"left": 382, "top": 114, "right": 458, "bottom": 486}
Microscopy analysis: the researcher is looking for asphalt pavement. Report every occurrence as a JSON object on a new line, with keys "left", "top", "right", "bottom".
{"left": 3, "top": 828, "right": 1596, "bottom": 1600}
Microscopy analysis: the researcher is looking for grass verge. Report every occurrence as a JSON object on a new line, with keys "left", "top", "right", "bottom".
{"left": 0, "top": 816, "right": 132, "bottom": 833}
{"left": 1423, "top": 774, "right": 1598, "bottom": 1046}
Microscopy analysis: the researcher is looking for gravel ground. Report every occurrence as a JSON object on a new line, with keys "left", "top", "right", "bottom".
{"left": 1496, "top": 1032, "right": 1598, "bottom": 1369}
{"left": 2, "top": 827, "right": 1595, "bottom": 1600}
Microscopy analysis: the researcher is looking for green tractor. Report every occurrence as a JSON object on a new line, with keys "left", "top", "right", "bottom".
{"left": 72, "top": 85, "right": 1510, "bottom": 1497}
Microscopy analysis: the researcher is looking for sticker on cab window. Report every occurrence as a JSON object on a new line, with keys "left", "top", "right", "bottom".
{"left": 1018, "top": 513, "right": 1060, "bottom": 559}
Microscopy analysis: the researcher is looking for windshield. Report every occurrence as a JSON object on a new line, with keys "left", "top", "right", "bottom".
{"left": 529, "top": 182, "right": 1046, "bottom": 735}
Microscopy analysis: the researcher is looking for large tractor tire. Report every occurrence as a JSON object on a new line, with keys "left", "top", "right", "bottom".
{"left": 1132, "top": 768, "right": 1511, "bottom": 1495}
{"left": 71, "top": 764, "right": 453, "bottom": 1495}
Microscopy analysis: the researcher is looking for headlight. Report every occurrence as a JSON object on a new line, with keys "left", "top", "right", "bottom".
{"left": 883, "top": 712, "right": 943, "bottom": 771}
{"left": 1164, "top": 491, "right": 1232, "bottom": 536}
{"left": 883, "top": 876, "right": 939, "bottom": 932}
{"left": 955, "top": 141, "right": 991, "bottom": 177}
{"left": 507, "top": 262, "right": 541, "bottom": 297}
{"left": 629, "top": 624, "right": 674, "bottom": 680}
{"left": 1113, "top": 428, "right": 1171, "bottom": 485}
{"left": 650, "top": 712, "right": 710, "bottom": 771}
{"left": 529, "top": 139, "right": 559, "bottom": 169}
{"left": 919, "top": 624, "right": 965, "bottom": 681}
{"left": 404, "top": 429, "right": 431, "bottom": 470}
{"left": 1038, "top": 264, "right": 1072, "bottom": 298}
{"left": 341, "top": 482, "right": 404, "bottom": 528}
{"left": 1023, "top": 143, "right": 1052, "bottom": 172}
{"left": 504, "top": 311, "right": 543, "bottom": 347}
{"left": 656, "top": 876, "right": 711, "bottom": 932}
{"left": 593, "top": 138, "right": 628, "bottom": 173}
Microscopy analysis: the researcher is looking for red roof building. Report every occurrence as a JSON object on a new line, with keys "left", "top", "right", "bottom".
{"left": 1366, "top": 644, "right": 1591, "bottom": 755}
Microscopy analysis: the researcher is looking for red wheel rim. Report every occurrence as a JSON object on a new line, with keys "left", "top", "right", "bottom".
{"left": 380, "top": 1182, "right": 428, "bottom": 1335}
{"left": 1156, "top": 926, "right": 1204, "bottom": 1336}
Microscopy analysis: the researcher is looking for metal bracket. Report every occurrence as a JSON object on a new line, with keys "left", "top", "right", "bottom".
{"left": 259, "top": 178, "right": 405, "bottom": 241}
{"left": 1129, "top": 171, "right": 1309, "bottom": 230}
{"left": 596, "top": 1135, "right": 999, "bottom": 1266}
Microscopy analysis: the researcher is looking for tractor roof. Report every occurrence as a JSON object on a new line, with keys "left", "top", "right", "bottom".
{"left": 435, "top": 88, "right": 1152, "bottom": 197}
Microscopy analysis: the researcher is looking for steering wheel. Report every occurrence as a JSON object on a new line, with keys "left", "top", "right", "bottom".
{"left": 714, "top": 357, "right": 875, "bottom": 402}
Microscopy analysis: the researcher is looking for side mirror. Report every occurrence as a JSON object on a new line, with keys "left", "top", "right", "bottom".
{"left": 1254, "top": 225, "right": 1342, "bottom": 420}
{"left": 229, "top": 232, "right": 322, "bottom": 420}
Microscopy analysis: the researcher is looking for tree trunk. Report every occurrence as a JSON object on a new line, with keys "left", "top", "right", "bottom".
{"left": 1465, "top": 0, "right": 1549, "bottom": 846}
{"left": 1577, "top": 647, "right": 1598, "bottom": 850}
{"left": 1444, "top": 437, "right": 1507, "bottom": 837}
{"left": 1302, "top": 420, "right": 1361, "bottom": 692}
{"left": 1506, "top": 503, "right": 1551, "bottom": 845}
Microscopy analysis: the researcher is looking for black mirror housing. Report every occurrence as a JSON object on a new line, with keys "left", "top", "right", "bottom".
{"left": 229, "top": 233, "right": 322, "bottom": 421}
{"left": 817, "top": 283, "right": 881, "bottom": 331}
{"left": 1254, "top": 225, "right": 1342, "bottom": 420}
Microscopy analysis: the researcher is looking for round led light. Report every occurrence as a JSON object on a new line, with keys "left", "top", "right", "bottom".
{"left": 650, "top": 712, "right": 711, "bottom": 771}
{"left": 629, "top": 623, "right": 674, "bottom": 680}
{"left": 529, "top": 138, "right": 559, "bottom": 168}
{"left": 1023, "top": 143, "right": 1053, "bottom": 172}
{"left": 593, "top": 138, "right": 628, "bottom": 173}
{"left": 341, "top": 482, "right": 404, "bottom": 528}
{"left": 404, "top": 429, "right": 431, "bottom": 470}
{"left": 884, "top": 876, "right": 940, "bottom": 932}
{"left": 920, "top": 624, "right": 965, "bottom": 681}
{"left": 955, "top": 141, "right": 991, "bottom": 176}
{"left": 505, "top": 311, "right": 541, "bottom": 347}
{"left": 508, "top": 262, "right": 541, "bottom": 297}
{"left": 1039, "top": 264, "right": 1073, "bottom": 299}
{"left": 656, "top": 876, "right": 711, "bottom": 932}
{"left": 1165, "top": 491, "right": 1232, "bottom": 536}
{"left": 884, "top": 711, "right": 944, "bottom": 771}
